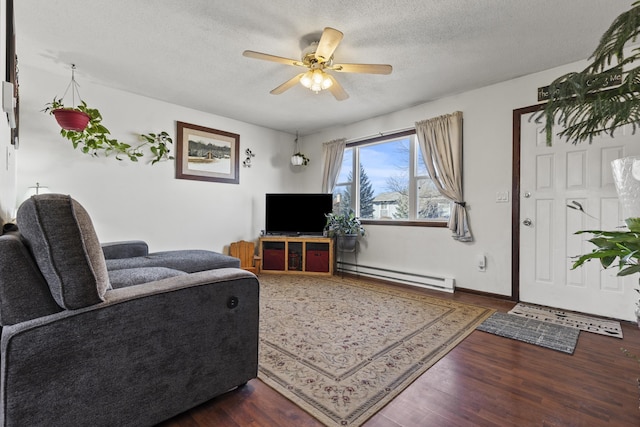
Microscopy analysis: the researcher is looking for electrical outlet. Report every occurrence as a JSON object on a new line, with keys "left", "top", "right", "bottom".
{"left": 478, "top": 254, "right": 486, "bottom": 272}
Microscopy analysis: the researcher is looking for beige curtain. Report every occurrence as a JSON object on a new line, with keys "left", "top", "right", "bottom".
{"left": 415, "top": 111, "right": 472, "bottom": 242}
{"left": 321, "top": 138, "right": 347, "bottom": 193}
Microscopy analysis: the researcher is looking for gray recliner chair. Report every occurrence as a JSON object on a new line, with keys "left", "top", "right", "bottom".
{"left": 0, "top": 194, "right": 259, "bottom": 427}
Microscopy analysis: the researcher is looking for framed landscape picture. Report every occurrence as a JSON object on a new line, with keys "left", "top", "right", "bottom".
{"left": 176, "top": 121, "right": 240, "bottom": 184}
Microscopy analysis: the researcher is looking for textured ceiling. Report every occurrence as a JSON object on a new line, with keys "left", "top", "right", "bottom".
{"left": 14, "top": 0, "right": 630, "bottom": 136}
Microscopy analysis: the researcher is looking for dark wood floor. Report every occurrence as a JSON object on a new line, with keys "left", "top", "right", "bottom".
{"left": 158, "top": 277, "right": 640, "bottom": 427}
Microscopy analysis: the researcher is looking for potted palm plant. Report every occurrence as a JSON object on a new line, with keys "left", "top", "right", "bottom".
{"left": 324, "top": 210, "right": 365, "bottom": 252}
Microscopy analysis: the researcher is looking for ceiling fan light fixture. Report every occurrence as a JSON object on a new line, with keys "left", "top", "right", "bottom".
{"left": 301, "top": 69, "right": 333, "bottom": 93}
{"left": 244, "top": 27, "right": 389, "bottom": 100}
{"left": 312, "top": 69, "right": 324, "bottom": 84}
{"left": 300, "top": 71, "right": 313, "bottom": 88}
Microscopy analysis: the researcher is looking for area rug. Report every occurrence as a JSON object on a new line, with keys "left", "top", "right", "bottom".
{"left": 477, "top": 312, "right": 580, "bottom": 354}
{"left": 258, "top": 274, "right": 493, "bottom": 427}
{"left": 508, "top": 302, "right": 623, "bottom": 338}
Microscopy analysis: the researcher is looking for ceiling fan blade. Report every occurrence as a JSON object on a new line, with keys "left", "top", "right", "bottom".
{"left": 327, "top": 75, "right": 349, "bottom": 101}
{"left": 330, "top": 63, "right": 393, "bottom": 74}
{"left": 270, "top": 73, "right": 305, "bottom": 95}
{"left": 243, "top": 50, "right": 304, "bottom": 67}
{"left": 315, "top": 27, "right": 344, "bottom": 62}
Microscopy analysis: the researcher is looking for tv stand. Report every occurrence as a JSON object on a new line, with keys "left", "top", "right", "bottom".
{"left": 259, "top": 236, "right": 334, "bottom": 276}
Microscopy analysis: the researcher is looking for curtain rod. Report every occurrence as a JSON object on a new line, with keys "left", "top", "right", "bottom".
{"left": 346, "top": 126, "right": 415, "bottom": 144}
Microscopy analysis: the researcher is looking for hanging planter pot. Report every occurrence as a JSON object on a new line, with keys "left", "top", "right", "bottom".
{"left": 290, "top": 131, "right": 310, "bottom": 166}
{"left": 52, "top": 108, "right": 91, "bottom": 131}
{"left": 291, "top": 152, "right": 309, "bottom": 166}
{"left": 42, "top": 64, "right": 174, "bottom": 164}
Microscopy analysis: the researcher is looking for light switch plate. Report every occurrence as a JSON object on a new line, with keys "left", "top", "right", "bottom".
{"left": 496, "top": 191, "right": 510, "bottom": 203}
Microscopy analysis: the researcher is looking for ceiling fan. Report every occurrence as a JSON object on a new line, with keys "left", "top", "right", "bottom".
{"left": 242, "top": 27, "right": 392, "bottom": 101}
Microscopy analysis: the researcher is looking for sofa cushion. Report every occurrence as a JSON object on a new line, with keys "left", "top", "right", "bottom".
{"left": 106, "top": 249, "right": 240, "bottom": 273}
{"left": 16, "top": 194, "right": 111, "bottom": 310}
{"left": 0, "top": 232, "right": 62, "bottom": 325}
{"left": 102, "top": 240, "right": 149, "bottom": 259}
{"left": 108, "top": 267, "right": 188, "bottom": 289}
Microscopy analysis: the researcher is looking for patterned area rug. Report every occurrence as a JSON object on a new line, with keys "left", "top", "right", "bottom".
{"left": 477, "top": 312, "right": 580, "bottom": 354}
{"left": 508, "top": 302, "right": 623, "bottom": 339}
{"left": 257, "top": 274, "right": 494, "bottom": 427}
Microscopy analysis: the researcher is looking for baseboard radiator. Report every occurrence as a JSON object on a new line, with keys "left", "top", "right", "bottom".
{"left": 337, "top": 261, "right": 455, "bottom": 293}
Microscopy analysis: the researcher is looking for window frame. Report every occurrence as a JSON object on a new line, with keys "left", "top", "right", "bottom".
{"left": 340, "top": 129, "right": 448, "bottom": 228}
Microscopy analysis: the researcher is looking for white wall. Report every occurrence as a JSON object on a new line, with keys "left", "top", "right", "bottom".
{"left": 16, "top": 65, "right": 299, "bottom": 252}
{"left": 16, "top": 55, "right": 594, "bottom": 296}
{"left": 300, "top": 60, "right": 589, "bottom": 296}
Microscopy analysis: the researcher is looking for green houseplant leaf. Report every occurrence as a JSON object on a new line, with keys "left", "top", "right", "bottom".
{"left": 43, "top": 97, "right": 174, "bottom": 165}
{"left": 324, "top": 210, "right": 365, "bottom": 236}
{"left": 538, "top": 1, "right": 640, "bottom": 145}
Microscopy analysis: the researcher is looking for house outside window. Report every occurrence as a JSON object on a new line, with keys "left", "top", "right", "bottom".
{"left": 332, "top": 130, "right": 450, "bottom": 226}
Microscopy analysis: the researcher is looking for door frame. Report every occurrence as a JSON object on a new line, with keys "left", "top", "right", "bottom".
{"left": 511, "top": 103, "right": 545, "bottom": 302}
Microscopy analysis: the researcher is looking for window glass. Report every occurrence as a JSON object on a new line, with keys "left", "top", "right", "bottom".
{"left": 334, "top": 132, "right": 450, "bottom": 224}
{"left": 333, "top": 148, "right": 353, "bottom": 215}
{"left": 417, "top": 178, "right": 450, "bottom": 220}
{"left": 416, "top": 145, "right": 428, "bottom": 176}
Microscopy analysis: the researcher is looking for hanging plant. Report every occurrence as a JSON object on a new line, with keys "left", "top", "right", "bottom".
{"left": 290, "top": 152, "right": 310, "bottom": 166}
{"left": 43, "top": 97, "right": 173, "bottom": 164}
{"left": 290, "top": 131, "right": 310, "bottom": 166}
{"left": 43, "top": 65, "right": 173, "bottom": 164}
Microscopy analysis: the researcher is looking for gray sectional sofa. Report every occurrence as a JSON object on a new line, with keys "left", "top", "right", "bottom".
{"left": 0, "top": 194, "right": 259, "bottom": 426}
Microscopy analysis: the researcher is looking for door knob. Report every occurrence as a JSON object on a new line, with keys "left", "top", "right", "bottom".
{"left": 522, "top": 218, "right": 532, "bottom": 227}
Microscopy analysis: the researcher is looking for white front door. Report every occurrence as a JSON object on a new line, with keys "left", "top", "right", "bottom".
{"left": 519, "top": 111, "right": 639, "bottom": 321}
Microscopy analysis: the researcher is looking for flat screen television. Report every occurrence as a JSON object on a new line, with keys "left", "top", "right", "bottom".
{"left": 265, "top": 193, "right": 333, "bottom": 236}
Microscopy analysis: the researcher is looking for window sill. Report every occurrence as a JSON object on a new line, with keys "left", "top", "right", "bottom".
{"left": 360, "top": 220, "right": 448, "bottom": 228}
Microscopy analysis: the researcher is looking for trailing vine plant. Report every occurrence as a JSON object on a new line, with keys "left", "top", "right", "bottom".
{"left": 538, "top": 2, "right": 640, "bottom": 144}
{"left": 43, "top": 97, "right": 174, "bottom": 165}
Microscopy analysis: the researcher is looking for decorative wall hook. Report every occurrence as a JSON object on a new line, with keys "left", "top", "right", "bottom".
{"left": 243, "top": 148, "right": 255, "bottom": 167}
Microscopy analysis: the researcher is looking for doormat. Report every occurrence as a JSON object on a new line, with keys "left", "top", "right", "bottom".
{"left": 508, "top": 303, "right": 623, "bottom": 339}
{"left": 477, "top": 312, "right": 580, "bottom": 354}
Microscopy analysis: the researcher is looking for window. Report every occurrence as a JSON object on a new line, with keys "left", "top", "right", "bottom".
{"left": 332, "top": 130, "right": 450, "bottom": 225}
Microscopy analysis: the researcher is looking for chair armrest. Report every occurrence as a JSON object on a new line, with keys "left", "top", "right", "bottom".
{"left": 1, "top": 268, "right": 259, "bottom": 427}
{"left": 101, "top": 240, "right": 149, "bottom": 259}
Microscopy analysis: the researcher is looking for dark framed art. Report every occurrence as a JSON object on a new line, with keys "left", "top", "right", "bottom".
{"left": 176, "top": 121, "right": 240, "bottom": 184}
{"left": 6, "top": 0, "right": 19, "bottom": 146}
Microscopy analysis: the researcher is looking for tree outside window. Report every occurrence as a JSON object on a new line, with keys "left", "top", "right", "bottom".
{"left": 333, "top": 132, "right": 450, "bottom": 224}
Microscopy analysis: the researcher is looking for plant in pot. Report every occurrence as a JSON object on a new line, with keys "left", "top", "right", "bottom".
{"left": 43, "top": 97, "right": 174, "bottom": 164}
{"left": 571, "top": 218, "right": 640, "bottom": 325}
{"left": 290, "top": 152, "right": 310, "bottom": 166}
{"left": 324, "top": 210, "right": 365, "bottom": 252}
{"left": 43, "top": 65, "right": 173, "bottom": 164}
{"left": 290, "top": 131, "right": 310, "bottom": 166}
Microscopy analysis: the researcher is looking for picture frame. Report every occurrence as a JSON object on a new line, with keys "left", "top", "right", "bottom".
{"left": 6, "top": 0, "right": 19, "bottom": 147}
{"left": 176, "top": 121, "right": 240, "bottom": 184}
